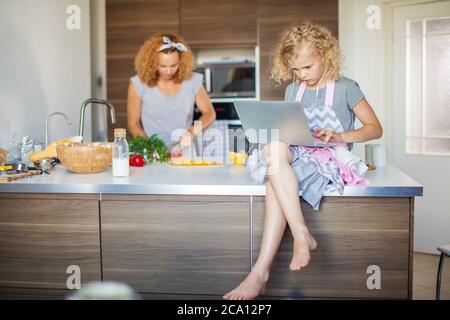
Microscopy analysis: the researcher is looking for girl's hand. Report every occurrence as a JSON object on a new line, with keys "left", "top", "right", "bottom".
{"left": 313, "top": 128, "right": 344, "bottom": 143}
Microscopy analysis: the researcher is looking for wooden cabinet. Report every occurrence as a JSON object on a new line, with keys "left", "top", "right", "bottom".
{"left": 0, "top": 192, "right": 414, "bottom": 299}
{"left": 100, "top": 194, "right": 412, "bottom": 299}
{"left": 0, "top": 194, "right": 101, "bottom": 297}
{"left": 100, "top": 195, "right": 251, "bottom": 295}
{"left": 105, "top": 0, "right": 338, "bottom": 139}
{"left": 180, "top": 0, "right": 257, "bottom": 47}
{"left": 258, "top": 0, "right": 338, "bottom": 100}
{"left": 252, "top": 196, "right": 412, "bottom": 299}
{"left": 105, "top": 0, "right": 257, "bottom": 140}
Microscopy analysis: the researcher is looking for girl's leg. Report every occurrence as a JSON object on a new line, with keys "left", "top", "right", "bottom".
{"left": 223, "top": 142, "right": 317, "bottom": 300}
{"left": 264, "top": 142, "right": 317, "bottom": 271}
{"left": 223, "top": 180, "right": 287, "bottom": 300}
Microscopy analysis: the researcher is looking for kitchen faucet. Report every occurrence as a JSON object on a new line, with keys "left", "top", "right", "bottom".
{"left": 45, "top": 112, "right": 72, "bottom": 147}
{"left": 79, "top": 98, "right": 116, "bottom": 142}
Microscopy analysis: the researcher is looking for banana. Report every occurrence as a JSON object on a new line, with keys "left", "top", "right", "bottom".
{"left": 29, "top": 136, "right": 82, "bottom": 162}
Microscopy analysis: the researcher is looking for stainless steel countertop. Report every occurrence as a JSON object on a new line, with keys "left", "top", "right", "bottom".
{"left": 0, "top": 163, "right": 423, "bottom": 197}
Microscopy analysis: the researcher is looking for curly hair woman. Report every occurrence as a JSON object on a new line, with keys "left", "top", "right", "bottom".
{"left": 127, "top": 33, "right": 216, "bottom": 150}
{"left": 223, "top": 21, "right": 382, "bottom": 300}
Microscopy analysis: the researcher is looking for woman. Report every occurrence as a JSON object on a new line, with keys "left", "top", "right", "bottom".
{"left": 127, "top": 33, "right": 216, "bottom": 150}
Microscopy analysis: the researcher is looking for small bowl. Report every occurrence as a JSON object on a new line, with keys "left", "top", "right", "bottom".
{"left": 66, "top": 281, "right": 140, "bottom": 300}
{"left": 13, "top": 162, "right": 29, "bottom": 172}
{"left": 34, "top": 158, "right": 56, "bottom": 173}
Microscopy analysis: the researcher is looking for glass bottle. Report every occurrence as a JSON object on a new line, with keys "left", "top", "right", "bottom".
{"left": 112, "top": 128, "right": 129, "bottom": 177}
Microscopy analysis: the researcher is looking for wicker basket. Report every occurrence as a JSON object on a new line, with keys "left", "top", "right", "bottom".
{"left": 0, "top": 148, "right": 7, "bottom": 165}
{"left": 56, "top": 142, "right": 112, "bottom": 174}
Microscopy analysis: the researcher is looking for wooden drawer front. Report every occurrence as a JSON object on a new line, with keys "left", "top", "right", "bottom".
{"left": 101, "top": 200, "right": 250, "bottom": 295}
{"left": 252, "top": 197, "right": 410, "bottom": 299}
{"left": 0, "top": 199, "right": 101, "bottom": 290}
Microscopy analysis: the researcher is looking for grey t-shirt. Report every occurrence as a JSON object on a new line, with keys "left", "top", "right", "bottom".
{"left": 284, "top": 77, "right": 365, "bottom": 150}
{"left": 131, "top": 72, "right": 203, "bottom": 146}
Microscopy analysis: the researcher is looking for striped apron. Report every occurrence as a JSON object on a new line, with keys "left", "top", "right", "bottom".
{"left": 295, "top": 80, "right": 347, "bottom": 149}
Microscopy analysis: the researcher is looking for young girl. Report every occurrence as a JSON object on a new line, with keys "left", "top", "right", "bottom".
{"left": 223, "top": 21, "right": 383, "bottom": 300}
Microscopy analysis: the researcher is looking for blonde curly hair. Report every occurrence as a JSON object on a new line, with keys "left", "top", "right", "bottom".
{"left": 270, "top": 21, "right": 342, "bottom": 85}
{"left": 134, "top": 33, "right": 194, "bottom": 87}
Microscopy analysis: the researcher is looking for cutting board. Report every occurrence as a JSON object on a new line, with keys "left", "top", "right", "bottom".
{"left": 0, "top": 170, "right": 41, "bottom": 183}
{"left": 168, "top": 159, "right": 223, "bottom": 167}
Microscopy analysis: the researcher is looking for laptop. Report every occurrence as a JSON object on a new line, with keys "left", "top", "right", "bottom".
{"left": 233, "top": 101, "right": 333, "bottom": 147}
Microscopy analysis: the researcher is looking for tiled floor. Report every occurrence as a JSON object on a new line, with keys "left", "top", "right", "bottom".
{"left": 413, "top": 252, "right": 450, "bottom": 300}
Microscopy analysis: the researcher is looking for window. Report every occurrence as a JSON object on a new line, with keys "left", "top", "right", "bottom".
{"left": 406, "top": 17, "right": 450, "bottom": 155}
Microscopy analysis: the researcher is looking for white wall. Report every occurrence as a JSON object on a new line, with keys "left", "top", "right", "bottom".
{"left": 0, "top": 0, "right": 91, "bottom": 149}
{"left": 391, "top": 1, "right": 450, "bottom": 254}
{"left": 339, "top": 0, "right": 390, "bottom": 161}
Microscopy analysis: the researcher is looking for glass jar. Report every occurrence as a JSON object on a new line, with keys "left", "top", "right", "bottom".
{"left": 7, "top": 133, "right": 33, "bottom": 165}
{"left": 112, "top": 128, "right": 129, "bottom": 177}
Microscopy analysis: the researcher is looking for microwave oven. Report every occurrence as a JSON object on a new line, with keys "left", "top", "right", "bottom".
{"left": 195, "top": 60, "right": 256, "bottom": 99}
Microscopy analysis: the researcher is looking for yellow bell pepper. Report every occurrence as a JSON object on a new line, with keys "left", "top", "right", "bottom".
{"left": 229, "top": 151, "right": 247, "bottom": 166}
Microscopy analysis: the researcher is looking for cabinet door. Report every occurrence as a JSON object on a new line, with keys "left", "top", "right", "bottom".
{"left": 180, "top": 0, "right": 257, "bottom": 46}
{"left": 106, "top": 0, "right": 180, "bottom": 140}
{"left": 252, "top": 196, "right": 411, "bottom": 299}
{"left": 101, "top": 195, "right": 251, "bottom": 295}
{"left": 0, "top": 194, "right": 101, "bottom": 293}
{"left": 258, "top": 0, "right": 338, "bottom": 100}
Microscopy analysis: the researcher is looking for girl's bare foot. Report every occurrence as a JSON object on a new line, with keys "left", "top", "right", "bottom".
{"left": 223, "top": 270, "right": 269, "bottom": 300}
{"left": 289, "top": 230, "right": 317, "bottom": 271}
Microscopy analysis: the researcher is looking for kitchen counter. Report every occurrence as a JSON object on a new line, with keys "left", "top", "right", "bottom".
{"left": 0, "top": 163, "right": 423, "bottom": 300}
{"left": 0, "top": 163, "right": 423, "bottom": 197}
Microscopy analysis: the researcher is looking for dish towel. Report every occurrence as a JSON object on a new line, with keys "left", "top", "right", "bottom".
{"left": 330, "top": 147, "right": 369, "bottom": 186}
{"left": 245, "top": 145, "right": 368, "bottom": 210}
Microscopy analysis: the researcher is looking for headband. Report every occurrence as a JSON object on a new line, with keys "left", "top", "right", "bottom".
{"left": 158, "top": 36, "right": 188, "bottom": 52}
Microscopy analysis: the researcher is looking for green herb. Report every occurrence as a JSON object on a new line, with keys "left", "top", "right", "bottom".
{"left": 128, "top": 134, "right": 169, "bottom": 163}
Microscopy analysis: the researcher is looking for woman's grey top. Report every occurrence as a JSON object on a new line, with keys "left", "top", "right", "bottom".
{"left": 130, "top": 72, "right": 203, "bottom": 146}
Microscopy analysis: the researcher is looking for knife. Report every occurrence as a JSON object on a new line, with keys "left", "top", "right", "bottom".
{"left": 169, "top": 135, "right": 200, "bottom": 160}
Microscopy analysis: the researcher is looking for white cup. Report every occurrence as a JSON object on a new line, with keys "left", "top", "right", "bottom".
{"left": 373, "top": 144, "right": 388, "bottom": 167}
{"left": 365, "top": 144, "right": 388, "bottom": 168}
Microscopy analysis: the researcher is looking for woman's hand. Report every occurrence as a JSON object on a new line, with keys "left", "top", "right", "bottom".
{"left": 313, "top": 128, "right": 344, "bottom": 143}
{"left": 179, "top": 130, "right": 194, "bottom": 149}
